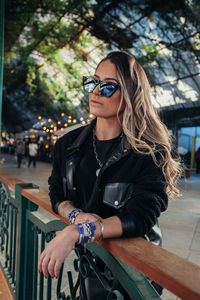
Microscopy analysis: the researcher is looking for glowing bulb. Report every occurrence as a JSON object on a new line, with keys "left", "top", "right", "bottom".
{"left": 48, "top": 118, "right": 51, "bottom": 122}
{"left": 61, "top": 113, "right": 65, "bottom": 117}
{"left": 57, "top": 121, "right": 61, "bottom": 125}
{"left": 38, "top": 116, "right": 42, "bottom": 120}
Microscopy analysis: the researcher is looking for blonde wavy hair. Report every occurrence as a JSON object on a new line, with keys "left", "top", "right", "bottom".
{"left": 101, "top": 51, "right": 182, "bottom": 199}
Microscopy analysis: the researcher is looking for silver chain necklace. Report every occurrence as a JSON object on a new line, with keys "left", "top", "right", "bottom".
{"left": 93, "top": 130, "right": 102, "bottom": 176}
{"left": 92, "top": 128, "right": 123, "bottom": 176}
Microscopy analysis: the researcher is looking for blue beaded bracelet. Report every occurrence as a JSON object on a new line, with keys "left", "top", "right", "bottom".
{"left": 77, "top": 222, "right": 96, "bottom": 245}
{"left": 68, "top": 208, "right": 83, "bottom": 224}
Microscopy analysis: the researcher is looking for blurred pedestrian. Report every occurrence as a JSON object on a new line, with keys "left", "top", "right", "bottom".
{"left": 28, "top": 139, "right": 38, "bottom": 168}
{"left": 16, "top": 140, "right": 25, "bottom": 168}
{"left": 195, "top": 147, "right": 200, "bottom": 174}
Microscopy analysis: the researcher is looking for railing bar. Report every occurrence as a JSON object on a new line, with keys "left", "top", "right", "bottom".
{"left": 12, "top": 207, "right": 17, "bottom": 285}
{"left": 4, "top": 200, "right": 9, "bottom": 269}
{"left": 33, "top": 227, "right": 39, "bottom": 300}
{"left": 46, "top": 276, "right": 52, "bottom": 300}
{"left": 39, "top": 272, "right": 44, "bottom": 300}
{"left": 9, "top": 205, "right": 14, "bottom": 274}
{"left": 39, "top": 232, "right": 45, "bottom": 300}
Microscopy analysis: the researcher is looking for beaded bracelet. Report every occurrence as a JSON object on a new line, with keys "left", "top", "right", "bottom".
{"left": 77, "top": 222, "right": 96, "bottom": 245}
{"left": 68, "top": 208, "right": 83, "bottom": 224}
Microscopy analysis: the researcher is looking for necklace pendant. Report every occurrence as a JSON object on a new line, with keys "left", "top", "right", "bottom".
{"left": 96, "top": 168, "right": 100, "bottom": 176}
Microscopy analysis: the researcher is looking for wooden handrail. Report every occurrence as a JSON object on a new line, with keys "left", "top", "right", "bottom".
{"left": 0, "top": 170, "right": 24, "bottom": 189}
{"left": 0, "top": 170, "right": 200, "bottom": 299}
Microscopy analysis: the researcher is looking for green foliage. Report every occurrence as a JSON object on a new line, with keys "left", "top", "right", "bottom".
{"left": 3, "top": 0, "right": 200, "bottom": 131}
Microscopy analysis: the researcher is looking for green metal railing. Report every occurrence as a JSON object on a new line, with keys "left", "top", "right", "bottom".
{"left": 0, "top": 179, "right": 161, "bottom": 299}
{"left": 0, "top": 0, "right": 5, "bottom": 141}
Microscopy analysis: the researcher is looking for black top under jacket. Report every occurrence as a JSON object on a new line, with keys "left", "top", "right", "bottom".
{"left": 48, "top": 119, "right": 168, "bottom": 246}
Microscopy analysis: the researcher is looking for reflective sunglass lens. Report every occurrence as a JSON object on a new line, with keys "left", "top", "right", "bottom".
{"left": 83, "top": 76, "right": 119, "bottom": 97}
{"left": 84, "top": 82, "right": 96, "bottom": 93}
{"left": 100, "top": 85, "right": 116, "bottom": 97}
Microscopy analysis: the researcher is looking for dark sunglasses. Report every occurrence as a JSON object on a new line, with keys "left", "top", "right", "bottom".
{"left": 83, "top": 76, "right": 120, "bottom": 97}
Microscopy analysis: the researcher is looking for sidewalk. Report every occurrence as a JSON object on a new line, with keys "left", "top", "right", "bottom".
{"left": 0, "top": 153, "right": 200, "bottom": 299}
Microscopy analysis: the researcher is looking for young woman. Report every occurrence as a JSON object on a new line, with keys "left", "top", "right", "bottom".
{"left": 38, "top": 51, "right": 181, "bottom": 297}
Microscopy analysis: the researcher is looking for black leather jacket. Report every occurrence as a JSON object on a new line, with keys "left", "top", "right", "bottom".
{"left": 49, "top": 119, "right": 168, "bottom": 246}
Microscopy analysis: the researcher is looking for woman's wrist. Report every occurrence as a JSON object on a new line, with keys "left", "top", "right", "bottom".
{"left": 58, "top": 201, "right": 76, "bottom": 219}
{"left": 64, "top": 224, "right": 80, "bottom": 244}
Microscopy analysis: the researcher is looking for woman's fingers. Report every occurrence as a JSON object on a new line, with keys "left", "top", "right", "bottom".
{"left": 38, "top": 250, "right": 46, "bottom": 272}
{"left": 48, "top": 257, "right": 56, "bottom": 278}
{"left": 41, "top": 255, "right": 50, "bottom": 278}
{"left": 54, "top": 260, "right": 62, "bottom": 278}
{"left": 91, "top": 213, "right": 103, "bottom": 221}
{"left": 38, "top": 225, "right": 79, "bottom": 278}
{"left": 39, "top": 253, "right": 62, "bottom": 278}
{"left": 75, "top": 213, "right": 102, "bottom": 224}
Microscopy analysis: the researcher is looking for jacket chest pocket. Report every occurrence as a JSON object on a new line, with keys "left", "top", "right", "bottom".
{"left": 102, "top": 182, "right": 134, "bottom": 209}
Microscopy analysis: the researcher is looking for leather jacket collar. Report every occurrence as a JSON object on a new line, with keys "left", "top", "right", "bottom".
{"left": 66, "top": 118, "right": 133, "bottom": 154}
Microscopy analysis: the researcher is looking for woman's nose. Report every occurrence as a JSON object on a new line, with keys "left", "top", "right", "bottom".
{"left": 92, "top": 84, "right": 100, "bottom": 95}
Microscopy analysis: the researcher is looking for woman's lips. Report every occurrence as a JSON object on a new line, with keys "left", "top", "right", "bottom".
{"left": 90, "top": 99, "right": 103, "bottom": 105}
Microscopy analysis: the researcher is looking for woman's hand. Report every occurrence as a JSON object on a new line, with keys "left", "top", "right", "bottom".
{"left": 74, "top": 212, "right": 102, "bottom": 224}
{"left": 38, "top": 225, "right": 79, "bottom": 278}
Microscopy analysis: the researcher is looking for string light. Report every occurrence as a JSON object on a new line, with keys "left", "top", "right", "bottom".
{"left": 64, "top": 123, "right": 68, "bottom": 127}
{"left": 80, "top": 117, "right": 84, "bottom": 121}
{"left": 61, "top": 113, "right": 65, "bottom": 117}
{"left": 68, "top": 115, "right": 72, "bottom": 119}
{"left": 40, "top": 122, "right": 44, "bottom": 125}
{"left": 57, "top": 121, "right": 61, "bottom": 125}
{"left": 48, "top": 118, "right": 51, "bottom": 122}
{"left": 61, "top": 128, "right": 64, "bottom": 131}
{"left": 50, "top": 129, "right": 53, "bottom": 133}
{"left": 43, "top": 126, "right": 47, "bottom": 130}
{"left": 46, "top": 129, "right": 49, "bottom": 132}
{"left": 73, "top": 119, "right": 77, "bottom": 123}
{"left": 38, "top": 116, "right": 42, "bottom": 120}
{"left": 54, "top": 127, "right": 57, "bottom": 131}
{"left": 68, "top": 119, "right": 71, "bottom": 123}
{"left": 50, "top": 124, "right": 54, "bottom": 128}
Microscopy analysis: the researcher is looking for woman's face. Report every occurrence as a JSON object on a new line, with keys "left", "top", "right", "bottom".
{"left": 89, "top": 60, "right": 123, "bottom": 119}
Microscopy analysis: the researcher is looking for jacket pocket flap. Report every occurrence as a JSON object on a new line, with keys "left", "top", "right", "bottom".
{"left": 102, "top": 182, "right": 134, "bottom": 209}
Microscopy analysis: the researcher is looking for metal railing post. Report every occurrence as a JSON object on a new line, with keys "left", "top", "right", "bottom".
{"left": 15, "top": 183, "right": 38, "bottom": 300}
{"left": 0, "top": 0, "right": 5, "bottom": 142}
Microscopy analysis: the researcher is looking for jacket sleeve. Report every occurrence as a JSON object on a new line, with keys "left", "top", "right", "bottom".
{"left": 118, "top": 154, "right": 168, "bottom": 237}
{"left": 48, "top": 139, "right": 66, "bottom": 214}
